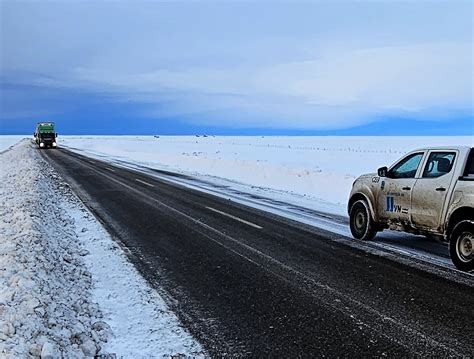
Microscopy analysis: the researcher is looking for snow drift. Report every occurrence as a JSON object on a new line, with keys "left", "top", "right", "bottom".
{"left": 0, "top": 140, "right": 202, "bottom": 357}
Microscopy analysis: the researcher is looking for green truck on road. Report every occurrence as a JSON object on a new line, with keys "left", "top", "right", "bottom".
{"left": 34, "top": 122, "right": 58, "bottom": 149}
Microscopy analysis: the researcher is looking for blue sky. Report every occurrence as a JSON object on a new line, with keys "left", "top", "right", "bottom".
{"left": 1, "top": 1, "right": 472, "bottom": 135}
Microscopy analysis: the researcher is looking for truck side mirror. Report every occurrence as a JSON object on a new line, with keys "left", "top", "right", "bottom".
{"left": 55, "top": 133, "right": 58, "bottom": 138}
{"left": 378, "top": 166, "right": 388, "bottom": 177}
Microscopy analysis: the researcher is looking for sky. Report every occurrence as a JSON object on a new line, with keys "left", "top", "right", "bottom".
{"left": 0, "top": 1, "right": 473, "bottom": 135}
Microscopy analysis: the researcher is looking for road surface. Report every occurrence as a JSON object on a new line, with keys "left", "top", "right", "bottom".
{"left": 42, "top": 147, "right": 474, "bottom": 357}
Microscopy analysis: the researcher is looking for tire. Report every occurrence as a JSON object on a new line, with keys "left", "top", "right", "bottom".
{"left": 449, "top": 220, "right": 473, "bottom": 272}
{"left": 349, "top": 199, "right": 377, "bottom": 241}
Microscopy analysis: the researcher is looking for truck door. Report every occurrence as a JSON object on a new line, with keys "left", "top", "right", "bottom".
{"left": 410, "top": 151, "right": 457, "bottom": 231}
{"left": 377, "top": 152, "right": 425, "bottom": 226}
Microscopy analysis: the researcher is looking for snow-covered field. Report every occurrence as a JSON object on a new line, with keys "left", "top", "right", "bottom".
{"left": 0, "top": 140, "right": 203, "bottom": 357}
{"left": 0, "top": 136, "right": 27, "bottom": 152}
{"left": 60, "top": 135, "right": 473, "bottom": 216}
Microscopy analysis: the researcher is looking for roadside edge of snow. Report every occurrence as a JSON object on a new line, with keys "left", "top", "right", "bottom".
{"left": 62, "top": 144, "right": 347, "bottom": 217}
{"left": 65, "top": 174, "right": 205, "bottom": 357}
{"left": 0, "top": 140, "right": 204, "bottom": 357}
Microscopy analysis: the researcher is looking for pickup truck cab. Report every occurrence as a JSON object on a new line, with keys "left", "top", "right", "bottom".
{"left": 348, "top": 146, "right": 473, "bottom": 271}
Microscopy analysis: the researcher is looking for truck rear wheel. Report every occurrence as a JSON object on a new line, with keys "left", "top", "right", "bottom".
{"left": 349, "top": 200, "right": 377, "bottom": 241}
{"left": 449, "top": 220, "right": 473, "bottom": 272}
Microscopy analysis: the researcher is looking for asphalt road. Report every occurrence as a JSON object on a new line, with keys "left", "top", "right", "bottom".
{"left": 42, "top": 147, "right": 474, "bottom": 357}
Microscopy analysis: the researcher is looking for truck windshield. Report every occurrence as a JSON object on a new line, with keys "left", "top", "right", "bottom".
{"left": 41, "top": 133, "right": 55, "bottom": 139}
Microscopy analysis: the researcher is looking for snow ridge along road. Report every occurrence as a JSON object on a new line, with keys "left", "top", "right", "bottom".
{"left": 41, "top": 145, "right": 474, "bottom": 357}
{"left": 0, "top": 141, "right": 203, "bottom": 357}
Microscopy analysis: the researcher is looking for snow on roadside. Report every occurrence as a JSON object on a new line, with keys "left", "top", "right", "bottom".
{"left": 0, "top": 140, "right": 203, "bottom": 357}
{"left": 66, "top": 179, "right": 204, "bottom": 357}
{"left": 60, "top": 135, "right": 473, "bottom": 216}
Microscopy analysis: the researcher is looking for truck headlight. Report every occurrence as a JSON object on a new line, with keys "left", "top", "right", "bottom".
{"left": 52, "top": 142, "right": 57, "bottom": 147}
{"left": 40, "top": 142, "right": 44, "bottom": 147}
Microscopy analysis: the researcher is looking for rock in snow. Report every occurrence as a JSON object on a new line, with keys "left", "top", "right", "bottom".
{"left": 41, "top": 341, "right": 59, "bottom": 359}
{"left": 0, "top": 140, "right": 203, "bottom": 357}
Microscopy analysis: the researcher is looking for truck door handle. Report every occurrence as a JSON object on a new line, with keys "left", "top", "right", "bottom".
{"left": 402, "top": 186, "right": 411, "bottom": 191}
{"left": 436, "top": 187, "right": 446, "bottom": 192}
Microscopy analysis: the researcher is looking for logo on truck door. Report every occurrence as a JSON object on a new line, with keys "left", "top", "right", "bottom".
{"left": 386, "top": 196, "right": 402, "bottom": 213}
{"left": 385, "top": 196, "right": 409, "bottom": 214}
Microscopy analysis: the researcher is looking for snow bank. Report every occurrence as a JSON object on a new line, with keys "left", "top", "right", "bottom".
{"left": 0, "top": 140, "right": 202, "bottom": 357}
{"left": 0, "top": 140, "right": 100, "bottom": 357}
{"left": 60, "top": 136, "right": 473, "bottom": 215}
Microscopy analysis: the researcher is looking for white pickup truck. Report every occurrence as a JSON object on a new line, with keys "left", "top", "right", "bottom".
{"left": 348, "top": 146, "right": 473, "bottom": 272}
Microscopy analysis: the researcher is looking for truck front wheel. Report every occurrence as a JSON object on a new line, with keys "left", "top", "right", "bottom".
{"left": 349, "top": 200, "right": 377, "bottom": 241}
{"left": 449, "top": 220, "right": 473, "bottom": 272}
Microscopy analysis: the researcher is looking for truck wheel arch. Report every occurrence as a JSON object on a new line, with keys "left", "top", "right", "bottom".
{"left": 446, "top": 207, "right": 474, "bottom": 239}
{"left": 348, "top": 193, "right": 376, "bottom": 221}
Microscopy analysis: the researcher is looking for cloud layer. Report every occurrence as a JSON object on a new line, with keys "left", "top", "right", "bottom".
{"left": 1, "top": 1, "right": 472, "bottom": 132}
